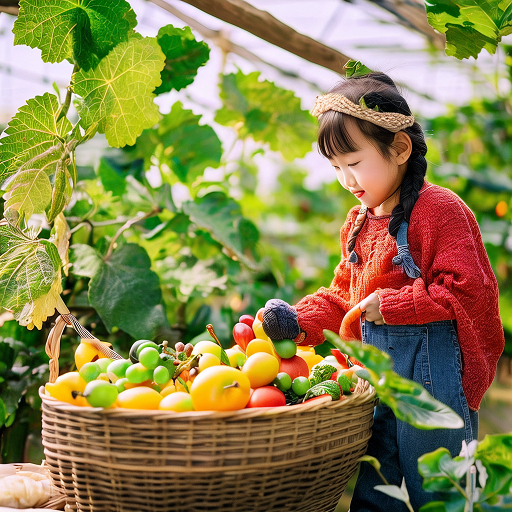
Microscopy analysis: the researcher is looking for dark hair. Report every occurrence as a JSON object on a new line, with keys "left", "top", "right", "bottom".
{"left": 317, "top": 72, "right": 427, "bottom": 256}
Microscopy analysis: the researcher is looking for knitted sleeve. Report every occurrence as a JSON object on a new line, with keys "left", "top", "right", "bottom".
{"left": 293, "top": 209, "right": 358, "bottom": 346}
{"left": 377, "top": 190, "right": 504, "bottom": 410}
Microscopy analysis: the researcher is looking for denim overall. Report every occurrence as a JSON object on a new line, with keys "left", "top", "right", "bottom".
{"left": 350, "top": 223, "right": 479, "bottom": 512}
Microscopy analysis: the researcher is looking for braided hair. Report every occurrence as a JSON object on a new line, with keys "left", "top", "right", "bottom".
{"left": 317, "top": 72, "right": 427, "bottom": 258}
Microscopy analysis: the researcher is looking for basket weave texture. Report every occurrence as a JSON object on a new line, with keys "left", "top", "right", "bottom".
{"left": 41, "top": 317, "right": 376, "bottom": 512}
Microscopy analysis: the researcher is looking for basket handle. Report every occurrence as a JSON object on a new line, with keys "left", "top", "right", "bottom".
{"left": 45, "top": 315, "right": 71, "bottom": 383}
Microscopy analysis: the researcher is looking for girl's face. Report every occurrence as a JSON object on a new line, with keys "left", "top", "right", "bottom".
{"left": 328, "top": 118, "right": 410, "bottom": 216}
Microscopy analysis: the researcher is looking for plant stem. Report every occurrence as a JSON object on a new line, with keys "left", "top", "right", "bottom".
{"left": 104, "top": 208, "right": 160, "bottom": 261}
{"left": 56, "top": 64, "right": 79, "bottom": 122}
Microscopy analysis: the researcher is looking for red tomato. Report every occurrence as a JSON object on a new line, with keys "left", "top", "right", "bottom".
{"left": 279, "top": 355, "right": 309, "bottom": 381}
{"left": 246, "top": 386, "right": 286, "bottom": 408}
{"left": 239, "top": 314, "right": 255, "bottom": 328}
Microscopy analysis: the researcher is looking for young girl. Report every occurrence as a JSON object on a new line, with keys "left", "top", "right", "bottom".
{"left": 262, "top": 72, "right": 504, "bottom": 511}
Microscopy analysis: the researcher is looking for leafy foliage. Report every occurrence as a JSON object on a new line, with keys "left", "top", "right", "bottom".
{"left": 215, "top": 71, "right": 317, "bottom": 161}
{"left": 72, "top": 35, "right": 165, "bottom": 147}
{"left": 0, "top": 92, "right": 71, "bottom": 181}
{"left": 417, "top": 434, "right": 512, "bottom": 510}
{"left": 134, "top": 101, "right": 222, "bottom": 184}
{"left": 155, "top": 25, "right": 210, "bottom": 94}
{"left": 13, "top": 0, "right": 136, "bottom": 70}
{"left": 425, "top": 0, "right": 512, "bottom": 59}
{"left": 325, "top": 331, "right": 464, "bottom": 430}
{"left": 0, "top": 222, "right": 62, "bottom": 322}
{"left": 74, "top": 243, "right": 171, "bottom": 340}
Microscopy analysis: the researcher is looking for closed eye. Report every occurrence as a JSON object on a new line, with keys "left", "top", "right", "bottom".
{"left": 348, "top": 161, "right": 361, "bottom": 167}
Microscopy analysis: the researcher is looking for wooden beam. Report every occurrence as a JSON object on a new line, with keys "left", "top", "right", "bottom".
{"left": 173, "top": 0, "right": 351, "bottom": 74}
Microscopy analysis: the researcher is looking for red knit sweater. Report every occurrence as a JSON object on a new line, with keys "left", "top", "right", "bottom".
{"left": 295, "top": 182, "right": 504, "bottom": 411}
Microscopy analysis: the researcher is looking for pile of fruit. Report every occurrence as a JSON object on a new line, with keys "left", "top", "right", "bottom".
{"left": 45, "top": 309, "right": 364, "bottom": 412}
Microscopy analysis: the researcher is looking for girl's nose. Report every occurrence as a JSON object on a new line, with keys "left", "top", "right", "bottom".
{"left": 338, "top": 168, "right": 356, "bottom": 189}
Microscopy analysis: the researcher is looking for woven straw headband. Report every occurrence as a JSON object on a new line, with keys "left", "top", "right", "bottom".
{"left": 311, "top": 93, "right": 415, "bottom": 133}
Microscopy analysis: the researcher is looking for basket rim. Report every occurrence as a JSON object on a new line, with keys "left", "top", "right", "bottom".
{"left": 39, "top": 380, "right": 376, "bottom": 420}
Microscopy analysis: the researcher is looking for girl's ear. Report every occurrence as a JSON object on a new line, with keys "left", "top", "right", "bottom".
{"left": 392, "top": 131, "right": 413, "bottom": 165}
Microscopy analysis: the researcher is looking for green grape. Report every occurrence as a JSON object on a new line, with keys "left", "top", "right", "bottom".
{"left": 272, "top": 339, "right": 297, "bottom": 359}
{"left": 115, "top": 377, "right": 129, "bottom": 392}
{"left": 125, "top": 362, "right": 153, "bottom": 384}
{"left": 96, "top": 358, "right": 114, "bottom": 373}
{"left": 107, "top": 359, "right": 132, "bottom": 378}
{"left": 138, "top": 347, "right": 160, "bottom": 370}
{"left": 291, "top": 376, "right": 311, "bottom": 396}
{"left": 129, "top": 339, "right": 158, "bottom": 363}
{"left": 272, "top": 372, "right": 292, "bottom": 392}
{"left": 84, "top": 380, "right": 118, "bottom": 408}
{"left": 79, "top": 362, "right": 101, "bottom": 382}
{"left": 153, "top": 365, "right": 170, "bottom": 386}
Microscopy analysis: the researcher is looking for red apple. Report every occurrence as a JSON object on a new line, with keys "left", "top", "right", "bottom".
{"left": 239, "top": 314, "right": 255, "bottom": 328}
{"left": 233, "top": 322, "right": 255, "bottom": 352}
{"left": 279, "top": 355, "right": 309, "bottom": 381}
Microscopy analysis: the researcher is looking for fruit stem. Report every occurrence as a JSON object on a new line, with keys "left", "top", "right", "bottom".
{"left": 71, "top": 390, "right": 84, "bottom": 399}
{"left": 206, "top": 324, "right": 222, "bottom": 347}
{"left": 223, "top": 381, "right": 239, "bottom": 390}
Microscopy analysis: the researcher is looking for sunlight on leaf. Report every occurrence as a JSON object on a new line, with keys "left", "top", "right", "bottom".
{"left": 215, "top": 71, "right": 316, "bottom": 161}
{"left": 425, "top": 0, "right": 512, "bottom": 59}
{"left": 72, "top": 35, "right": 165, "bottom": 147}
{"left": 13, "top": 0, "right": 135, "bottom": 70}
{"left": 4, "top": 168, "right": 52, "bottom": 221}
{"left": 0, "top": 222, "right": 62, "bottom": 323}
{"left": 0, "top": 93, "right": 71, "bottom": 181}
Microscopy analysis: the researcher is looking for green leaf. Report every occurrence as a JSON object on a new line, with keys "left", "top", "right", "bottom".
{"left": 88, "top": 243, "right": 170, "bottom": 339}
{"left": 0, "top": 222, "right": 61, "bottom": 320}
{"left": 155, "top": 24, "right": 210, "bottom": 94}
{"left": 376, "top": 371, "right": 464, "bottom": 430}
{"left": 0, "top": 92, "right": 71, "bottom": 181}
{"left": 0, "top": 398, "right": 6, "bottom": 428}
{"left": 215, "top": 71, "right": 316, "bottom": 161}
{"left": 4, "top": 168, "right": 52, "bottom": 221}
{"left": 323, "top": 330, "right": 393, "bottom": 375}
{"left": 219, "top": 348, "right": 230, "bottom": 366}
{"left": 69, "top": 244, "right": 103, "bottom": 278}
{"left": 157, "top": 102, "right": 222, "bottom": 183}
{"left": 374, "top": 485, "right": 409, "bottom": 503}
{"left": 72, "top": 35, "right": 165, "bottom": 147}
{"left": 13, "top": 0, "right": 135, "bottom": 70}
{"left": 425, "top": 0, "right": 512, "bottom": 60}
{"left": 97, "top": 157, "right": 127, "bottom": 197}
{"left": 344, "top": 59, "right": 373, "bottom": 77}
{"left": 476, "top": 433, "right": 512, "bottom": 496}
{"left": 182, "top": 191, "right": 259, "bottom": 266}
{"left": 159, "top": 257, "right": 228, "bottom": 300}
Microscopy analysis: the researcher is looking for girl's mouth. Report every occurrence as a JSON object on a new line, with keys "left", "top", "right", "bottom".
{"left": 353, "top": 191, "right": 365, "bottom": 198}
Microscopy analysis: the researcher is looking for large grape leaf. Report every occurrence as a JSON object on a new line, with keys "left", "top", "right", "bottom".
{"left": 13, "top": 0, "right": 135, "bottom": 70}
{"left": 135, "top": 102, "right": 222, "bottom": 183}
{"left": 0, "top": 93, "right": 71, "bottom": 181}
{"left": 182, "top": 191, "right": 259, "bottom": 266}
{"left": 72, "top": 35, "right": 165, "bottom": 148}
{"left": 0, "top": 222, "right": 62, "bottom": 322}
{"left": 215, "top": 71, "right": 316, "bottom": 161}
{"left": 155, "top": 25, "right": 210, "bottom": 94}
{"left": 3, "top": 168, "right": 52, "bottom": 221}
{"left": 88, "top": 243, "right": 170, "bottom": 339}
{"left": 425, "top": 0, "right": 512, "bottom": 59}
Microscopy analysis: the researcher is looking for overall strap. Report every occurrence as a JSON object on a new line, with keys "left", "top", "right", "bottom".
{"left": 392, "top": 221, "right": 421, "bottom": 278}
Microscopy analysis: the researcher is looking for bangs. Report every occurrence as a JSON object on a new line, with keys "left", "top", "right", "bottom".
{"left": 317, "top": 111, "right": 360, "bottom": 158}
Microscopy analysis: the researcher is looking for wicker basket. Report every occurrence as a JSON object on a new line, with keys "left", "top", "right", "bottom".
{"left": 41, "top": 316, "right": 376, "bottom": 512}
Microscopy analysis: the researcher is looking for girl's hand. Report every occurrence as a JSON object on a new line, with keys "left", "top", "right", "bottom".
{"left": 359, "top": 292, "right": 385, "bottom": 325}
